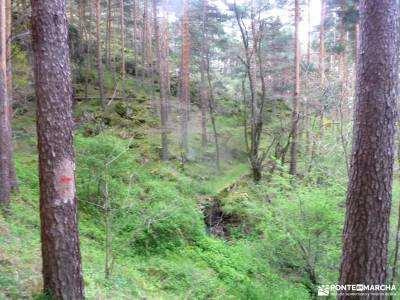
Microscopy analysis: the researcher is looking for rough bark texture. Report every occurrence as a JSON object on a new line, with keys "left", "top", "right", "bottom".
{"left": 338, "top": 1, "right": 398, "bottom": 299}
{"left": 289, "top": 0, "right": 300, "bottom": 176}
{"left": 355, "top": 22, "right": 360, "bottom": 66}
{"left": 0, "top": 0, "right": 11, "bottom": 205}
{"left": 180, "top": 0, "right": 190, "bottom": 153}
{"left": 96, "top": 0, "right": 106, "bottom": 109}
{"left": 31, "top": 0, "right": 85, "bottom": 298}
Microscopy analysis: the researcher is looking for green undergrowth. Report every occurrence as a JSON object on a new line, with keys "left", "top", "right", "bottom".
{"left": 1, "top": 129, "right": 312, "bottom": 299}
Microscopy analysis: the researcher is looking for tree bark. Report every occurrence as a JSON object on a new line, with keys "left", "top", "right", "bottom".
{"left": 180, "top": 0, "right": 190, "bottom": 153}
{"left": 31, "top": 0, "right": 85, "bottom": 298}
{"left": 96, "top": 0, "right": 106, "bottom": 110}
{"left": 338, "top": 1, "right": 398, "bottom": 298}
{"left": 289, "top": 0, "right": 300, "bottom": 176}
{"left": 0, "top": 0, "right": 11, "bottom": 205}
{"left": 6, "top": 0, "right": 17, "bottom": 191}
{"left": 355, "top": 21, "right": 360, "bottom": 66}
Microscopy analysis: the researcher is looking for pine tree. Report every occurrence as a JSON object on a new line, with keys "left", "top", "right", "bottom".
{"left": 338, "top": 1, "right": 398, "bottom": 298}
{"left": 31, "top": 0, "right": 85, "bottom": 297}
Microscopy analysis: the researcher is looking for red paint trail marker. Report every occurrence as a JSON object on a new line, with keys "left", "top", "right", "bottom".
{"left": 62, "top": 177, "right": 73, "bottom": 183}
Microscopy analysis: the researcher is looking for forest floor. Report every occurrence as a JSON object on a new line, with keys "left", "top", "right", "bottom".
{"left": 2, "top": 68, "right": 400, "bottom": 299}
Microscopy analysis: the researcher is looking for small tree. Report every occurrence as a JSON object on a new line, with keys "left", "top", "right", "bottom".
{"left": 234, "top": 2, "right": 267, "bottom": 182}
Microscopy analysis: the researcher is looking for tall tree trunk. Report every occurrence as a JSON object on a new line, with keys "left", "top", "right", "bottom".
{"left": 200, "top": 0, "right": 208, "bottom": 148}
{"left": 131, "top": 0, "right": 138, "bottom": 74}
{"left": 180, "top": 0, "right": 190, "bottom": 153}
{"left": 0, "top": 0, "right": 11, "bottom": 205}
{"left": 318, "top": 0, "right": 326, "bottom": 140}
{"left": 338, "top": 1, "right": 398, "bottom": 298}
{"left": 309, "top": 0, "right": 326, "bottom": 172}
{"left": 289, "top": 0, "right": 300, "bottom": 176}
{"left": 338, "top": 0, "right": 345, "bottom": 80}
{"left": 319, "top": 0, "right": 326, "bottom": 84}
{"left": 120, "top": 0, "right": 126, "bottom": 100}
{"left": 206, "top": 51, "right": 220, "bottom": 171}
{"left": 307, "top": 0, "right": 311, "bottom": 65}
{"left": 6, "top": 0, "right": 17, "bottom": 191}
{"left": 153, "top": 0, "right": 169, "bottom": 161}
{"left": 106, "top": 0, "right": 112, "bottom": 69}
{"left": 31, "top": 0, "right": 85, "bottom": 298}
{"left": 143, "top": 0, "right": 152, "bottom": 78}
{"left": 96, "top": 0, "right": 106, "bottom": 109}
{"left": 318, "top": 0, "right": 326, "bottom": 139}
{"left": 84, "top": 0, "right": 94, "bottom": 101}
{"left": 78, "top": 0, "right": 84, "bottom": 52}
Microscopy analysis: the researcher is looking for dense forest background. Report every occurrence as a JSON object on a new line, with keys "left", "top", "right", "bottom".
{"left": 1, "top": 0, "right": 399, "bottom": 299}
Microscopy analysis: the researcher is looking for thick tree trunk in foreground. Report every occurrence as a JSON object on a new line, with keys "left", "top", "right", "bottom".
{"left": 180, "top": 0, "right": 190, "bottom": 153}
{"left": 289, "top": 0, "right": 300, "bottom": 176}
{"left": 31, "top": 0, "right": 85, "bottom": 298}
{"left": 96, "top": 0, "right": 106, "bottom": 109}
{"left": 338, "top": 1, "right": 398, "bottom": 299}
{"left": 0, "top": 0, "right": 11, "bottom": 205}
